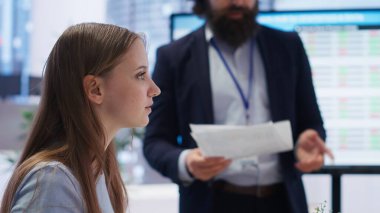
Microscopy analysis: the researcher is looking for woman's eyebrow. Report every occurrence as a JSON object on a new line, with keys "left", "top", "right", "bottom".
{"left": 134, "top": 65, "right": 148, "bottom": 71}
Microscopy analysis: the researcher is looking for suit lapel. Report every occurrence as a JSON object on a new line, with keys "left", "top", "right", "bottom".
{"left": 256, "top": 27, "right": 280, "bottom": 121}
{"left": 191, "top": 27, "right": 214, "bottom": 124}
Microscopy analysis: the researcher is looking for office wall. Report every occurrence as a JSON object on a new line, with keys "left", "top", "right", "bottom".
{"left": 29, "top": 0, "right": 106, "bottom": 76}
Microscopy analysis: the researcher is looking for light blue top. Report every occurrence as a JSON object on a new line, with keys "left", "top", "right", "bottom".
{"left": 11, "top": 161, "right": 114, "bottom": 213}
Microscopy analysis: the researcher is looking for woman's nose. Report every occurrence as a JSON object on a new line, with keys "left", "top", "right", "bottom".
{"left": 149, "top": 80, "right": 161, "bottom": 97}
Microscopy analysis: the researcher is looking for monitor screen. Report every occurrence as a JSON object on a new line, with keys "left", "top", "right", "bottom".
{"left": 170, "top": 10, "right": 380, "bottom": 167}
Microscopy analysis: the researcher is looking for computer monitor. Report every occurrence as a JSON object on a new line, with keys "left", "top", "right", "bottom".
{"left": 170, "top": 9, "right": 380, "bottom": 167}
{"left": 0, "top": 75, "right": 21, "bottom": 99}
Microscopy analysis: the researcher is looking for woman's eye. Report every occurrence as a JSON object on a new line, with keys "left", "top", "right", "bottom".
{"left": 137, "top": 72, "right": 146, "bottom": 80}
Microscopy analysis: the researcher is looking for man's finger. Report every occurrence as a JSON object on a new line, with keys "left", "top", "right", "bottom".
{"left": 295, "top": 154, "right": 323, "bottom": 172}
{"left": 313, "top": 137, "right": 334, "bottom": 160}
{"left": 195, "top": 158, "right": 230, "bottom": 169}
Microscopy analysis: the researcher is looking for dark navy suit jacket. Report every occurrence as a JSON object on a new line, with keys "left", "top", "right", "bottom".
{"left": 143, "top": 25, "right": 325, "bottom": 213}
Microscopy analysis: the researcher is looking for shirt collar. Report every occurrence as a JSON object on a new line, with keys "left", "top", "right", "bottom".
{"left": 205, "top": 24, "right": 214, "bottom": 43}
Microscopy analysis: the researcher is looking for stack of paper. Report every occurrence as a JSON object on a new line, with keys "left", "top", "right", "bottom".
{"left": 190, "top": 120, "right": 294, "bottom": 159}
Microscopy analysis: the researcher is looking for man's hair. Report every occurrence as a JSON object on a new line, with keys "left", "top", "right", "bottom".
{"left": 192, "top": 0, "right": 208, "bottom": 16}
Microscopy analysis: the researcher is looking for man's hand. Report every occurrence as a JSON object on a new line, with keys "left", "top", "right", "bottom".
{"left": 185, "top": 148, "right": 231, "bottom": 181}
{"left": 295, "top": 129, "right": 334, "bottom": 172}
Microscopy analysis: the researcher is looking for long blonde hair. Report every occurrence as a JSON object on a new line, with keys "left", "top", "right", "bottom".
{"left": 1, "top": 23, "right": 140, "bottom": 213}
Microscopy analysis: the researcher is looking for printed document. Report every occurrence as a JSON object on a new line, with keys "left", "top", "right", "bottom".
{"left": 190, "top": 120, "right": 293, "bottom": 159}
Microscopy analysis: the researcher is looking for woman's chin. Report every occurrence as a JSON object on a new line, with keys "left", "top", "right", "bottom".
{"left": 137, "top": 118, "right": 150, "bottom": 127}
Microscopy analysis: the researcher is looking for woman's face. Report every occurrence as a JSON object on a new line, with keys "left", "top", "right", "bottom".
{"left": 101, "top": 39, "right": 160, "bottom": 129}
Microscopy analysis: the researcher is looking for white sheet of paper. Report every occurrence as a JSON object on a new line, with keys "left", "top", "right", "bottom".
{"left": 190, "top": 120, "right": 293, "bottom": 159}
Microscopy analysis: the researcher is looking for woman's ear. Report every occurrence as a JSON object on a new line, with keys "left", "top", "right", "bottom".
{"left": 83, "top": 75, "right": 104, "bottom": 105}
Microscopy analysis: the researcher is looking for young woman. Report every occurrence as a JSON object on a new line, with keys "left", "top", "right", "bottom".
{"left": 0, "top": 23, "right": 160, "bottom": 213}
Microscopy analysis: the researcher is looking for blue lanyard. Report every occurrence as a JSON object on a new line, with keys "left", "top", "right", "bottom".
{"left": 210, "top": 38, "right": 255, "bottom": 125}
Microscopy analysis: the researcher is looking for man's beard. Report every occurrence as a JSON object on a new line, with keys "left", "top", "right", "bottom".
{"left": 207, "top": 5, "right": 259, "bottom": 48}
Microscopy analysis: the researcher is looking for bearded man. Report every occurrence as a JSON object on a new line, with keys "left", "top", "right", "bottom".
{"left": 143, "top": 0, "right": 333, "bottom": 212}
